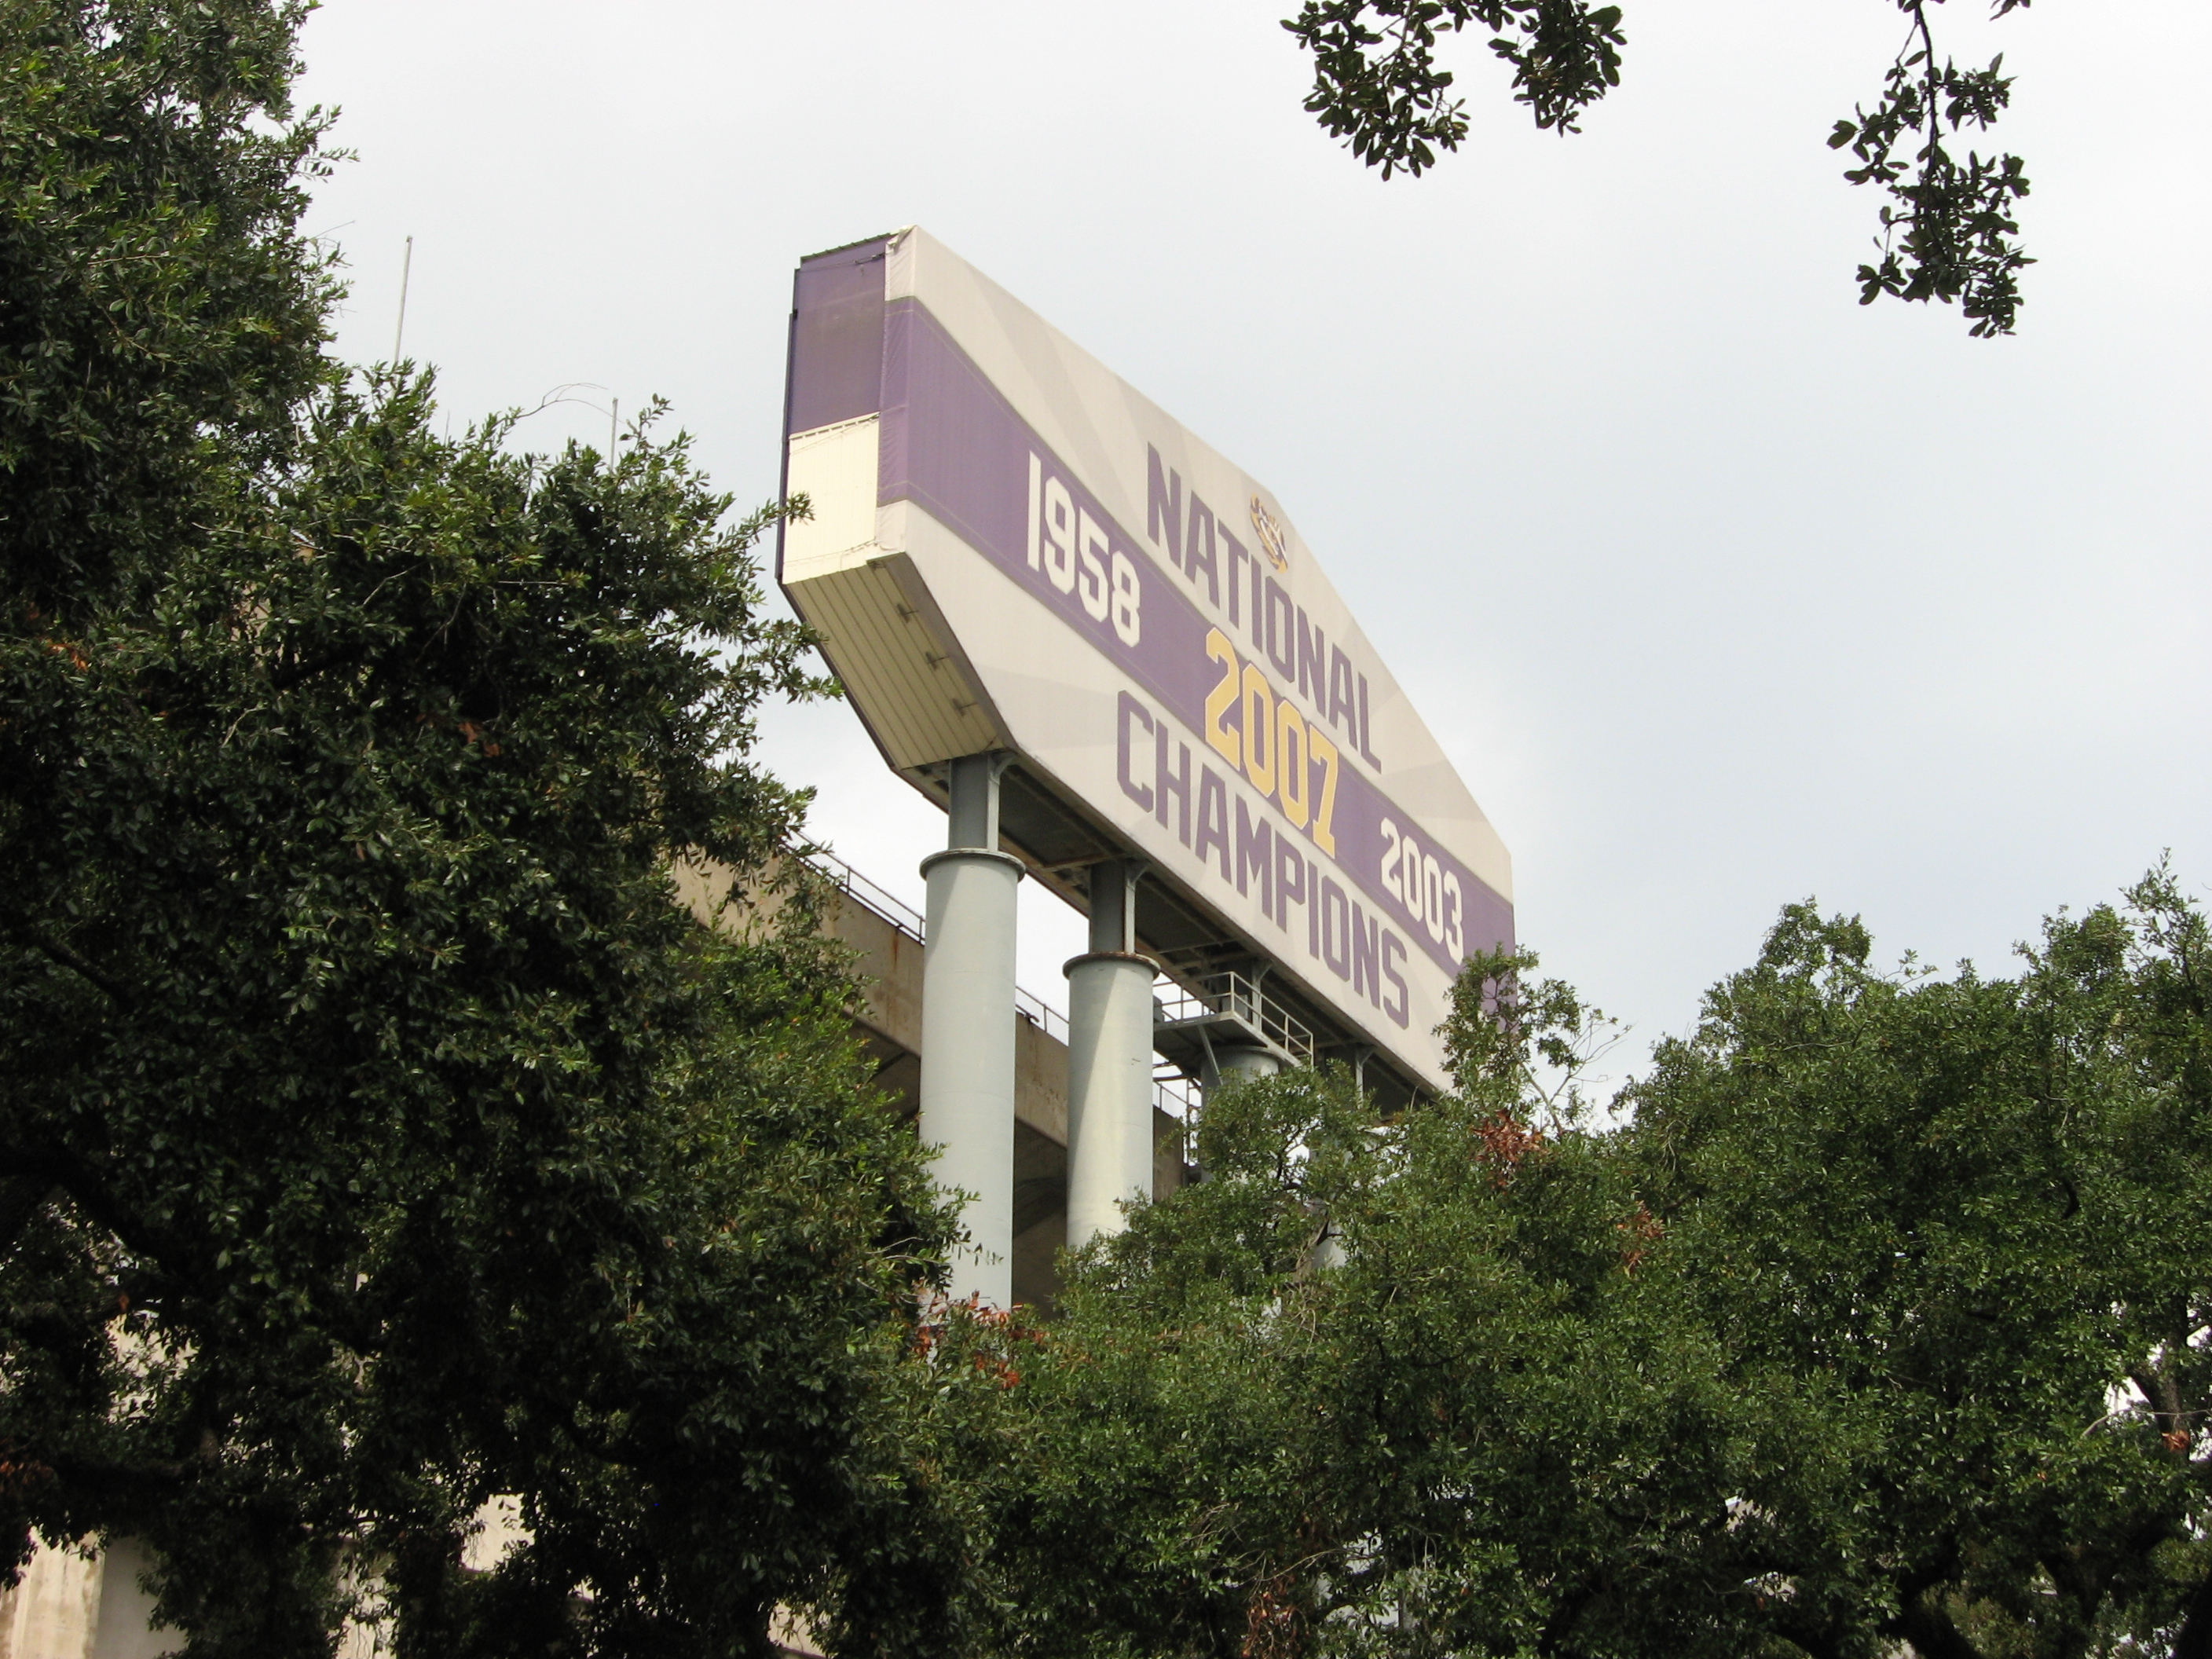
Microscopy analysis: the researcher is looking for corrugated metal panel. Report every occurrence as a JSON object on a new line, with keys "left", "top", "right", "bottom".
{"left": 787, "top": 556, "right": 1002, "bottom": 768}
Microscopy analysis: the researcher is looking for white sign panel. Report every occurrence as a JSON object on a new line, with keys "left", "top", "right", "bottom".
{"left": 781, "top": 228, "right": 1512, "bottom": 1091}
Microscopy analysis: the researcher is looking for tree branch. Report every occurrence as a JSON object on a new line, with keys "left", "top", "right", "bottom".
{"left": 0, "top": 1177, "right": 54, "bottom": 1256}
{"left": 1892, "top": 1589, "right": 1987, "bottom": 1659}
{"left": 2, "top": 919, "right": 139, "bottom": 1010}
{"left": 1827, "top": 1, "right": 2033, "bottom": 335}
{"left": 2176, "top": 1565, "right": 2212, "bottom": 1659}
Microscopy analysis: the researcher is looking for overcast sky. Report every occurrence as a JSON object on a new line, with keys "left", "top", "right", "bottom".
{"left": 295, "top": 1, "right": 2210, "bottom": 1076}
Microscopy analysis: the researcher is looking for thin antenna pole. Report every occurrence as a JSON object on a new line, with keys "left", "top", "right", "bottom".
{"left": 610, "top": 396, "right": 618, "bottom": 463}
{"left": 392, "top": 235, "right": 414, "bottom": 362}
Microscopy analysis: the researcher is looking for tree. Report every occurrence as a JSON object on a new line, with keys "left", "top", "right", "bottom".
{"left": 954, "top": 954, "right": 1775, "bottom": 1658}
{"left": 957, "top": 872, "right": 2212, "bottom": 1659}
{"left": 1280, "top": 1, "right": 2035, "bottom": 335}
{"left": 0, "top": 4, "right": 969, "bottom": 1654}
{"left": 1624, "top": 871, "right": 2212, "bottom": 1659}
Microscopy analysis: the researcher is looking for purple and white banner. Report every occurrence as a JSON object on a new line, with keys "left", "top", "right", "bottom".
{"left": 782, "top": 229, "right": 1514, "bottom": 1088}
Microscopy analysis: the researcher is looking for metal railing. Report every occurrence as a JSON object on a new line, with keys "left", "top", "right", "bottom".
{"left": 801, "top": 844, "right": 926, "bottom": 945}
{"left": 1155, "top": 970, "right": 1316, "bottom": 1066}
{"left": 1152, "top": 1070, "right": 1203, "bottom": 1124}
{"left": 1014, "top": 986, "right": 1069, "bottom": 1044}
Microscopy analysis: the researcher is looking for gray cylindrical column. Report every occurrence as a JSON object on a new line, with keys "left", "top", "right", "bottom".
{"left": 1207, "top": 1045, "right": 1282, "bottom": 1095}
{"left": 1066, "top": 861, "right": 1155, "bottom": 1247}
{"left": 920, "top": 754, "right": 1022, "bottom": 1306}
{"left": 1064, "top": 953, "right": 1154, "bottom": 1244}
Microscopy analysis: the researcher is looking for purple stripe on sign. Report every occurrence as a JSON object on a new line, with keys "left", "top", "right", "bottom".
{"left": 788, "top": 240, "right": 889, "bottom": 435}
{"left": 878, "top": 301, "right": 1218, "bottom": 722}
{"left": 876, "top": 297, "right": 1513, "bottom": 980}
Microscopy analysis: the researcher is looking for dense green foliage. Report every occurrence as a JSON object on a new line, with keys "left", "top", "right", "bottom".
{"left": 963, "top": 976, "right": 1745, "bottom": 1659}
{"left": 4, "top": 6, "right": 2199, "bottom": 1659}
{"left": 1628, "top": 871, "right": 2212, "bottom": 1658}
{"left": 968, "top": 874, "right": 2212, "bottom": 1658}
{"left": 1281, "top": 1, "right": 2034, "bottom": 335}
{"left": 0, "top": 0, "right": 333, "bottom": 606}
{"left": 0, "top": 4, "right": 965, "bottom": 1654}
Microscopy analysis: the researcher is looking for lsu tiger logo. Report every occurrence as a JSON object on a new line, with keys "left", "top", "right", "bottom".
{"left": 1249, "top": 496, "right": 1291, "bottom": 573}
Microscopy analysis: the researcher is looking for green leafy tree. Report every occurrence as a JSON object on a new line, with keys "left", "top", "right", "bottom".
{"left": 958, "top": 871, "right": 2212, "bottom": 1659}
{"left": 0, "top": 0, "right": 335, "bottom": 606}
{"left": 1625, "top": 870, "right": 2212, "bottom": 1659}
{"left": 1281, "top": 1, "right": 2034, "bottom": 335}
{"left": 0, "top": 4, "right": 969, "bottom": 1654}
{"left": 955, "top": 954, "right": 1771, "bottom": 1658}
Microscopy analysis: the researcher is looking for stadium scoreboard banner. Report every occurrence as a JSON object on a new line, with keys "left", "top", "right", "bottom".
{"left": 779, "top": 227, "right": 1513, "bottom": 1092}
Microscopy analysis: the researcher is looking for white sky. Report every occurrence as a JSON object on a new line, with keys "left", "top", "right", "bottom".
{"left": 296, "top": 1, "right": 2210, "bottom": 1074}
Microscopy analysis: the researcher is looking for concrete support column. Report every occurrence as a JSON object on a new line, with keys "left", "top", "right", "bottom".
{"left": 1064, "top": 860, "right": 1155, "bottom": 1248}
{"left": 920, "top": 753, "right": 1022, "bottom": 1306}
{"left": 1207, "top": 1045, "right": 1283, "bottom": 1096}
